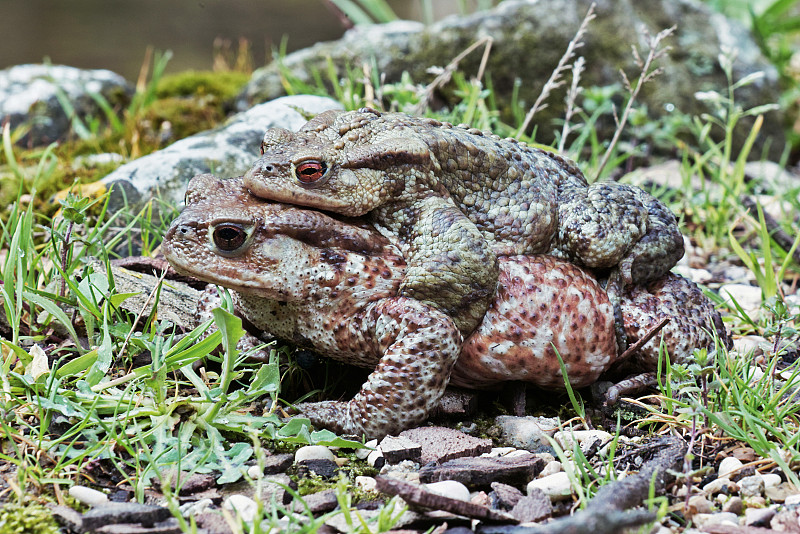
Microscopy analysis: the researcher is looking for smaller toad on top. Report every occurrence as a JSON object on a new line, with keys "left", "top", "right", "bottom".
{"left": 244, "top": 108, "right": 684, "bottom": 336}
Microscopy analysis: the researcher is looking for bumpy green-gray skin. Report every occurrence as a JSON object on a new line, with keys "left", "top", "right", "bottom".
{"left": 244, "top": 108, "right": 685, "bottom": 336}
{"left": 164, "top": 175, "right": 722, "bottom": 438}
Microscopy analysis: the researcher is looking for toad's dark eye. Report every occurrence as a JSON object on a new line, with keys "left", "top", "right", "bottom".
{"left": 294, "top": 161, "right": 327, "bottom": 184}
{"left": 213, "top": 223, "right": 247, "bottom": 252}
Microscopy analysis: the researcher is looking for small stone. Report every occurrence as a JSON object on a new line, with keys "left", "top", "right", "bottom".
{"left": 510, "top": 490, "right": 552, "bottom": 523}
{"left": 247, "top": 465, "right": 263, "bottom": 479}
{"left": 379, "top": 435, "right": 422, "bottom": 464}
{"left": 295, "top": 489, "right": 339, "bottom": 514}
{"left": 224, "top": 495, "right": 258, "bottom": 523}
{"left": 765, "top": 481, "right": 797, "bottom": 502}
{"left": 783, "top": 493, "right": 800, "bottom": 506}
{"left": 69, "top": 485, "right": 109, "bottom": 506}
{"left": 355, "top": 439, "right": 378, "bottom": 460}
{"left": 686, "top": 495, "right": 714, "bottom": 515}
{"left": 692, "top": 512, "right": 738, "bottom": 527}
{"left": 762, "top": 473, "right": 782, "bottom": 488}
{"left": 295, "top": 445, "right": 335, "bottom": 463}
{"left": 367, "top": 450, "right": 385, "bottom": 469}
{"left": 483, "top": 447, "right": 517, "bottom": 458}
{"left": 739, "top": 474, "right": 765, "bottom": 498}
{"left": 745, "top": 506, "right": 776, "bottom": 526}
{"left": 297, "top": 459, "right": 338, "bottom": 479}
{"left": 356, "top": 476, "right": 377, "bottom": 493}
{"left": 262, "top": 453, "right": 294, "bottom": 474}
{"left": 703, "top": 477, "right": 738, "bottom": 495}
{"left": 424, "top": 481, "right": 470, "bottom": 502}
{"left": 771, "top": 507, "right": 800, "bottom": 531}
{"left": 718, "top": 457, "right": 744, "bottom": 479}
{"left": 539, "top": 460, "right": 563, "bottom": 478}
{"left": 553, "top": 430, "right": 613, "bottom": 454}
{"left": 179, "top": 498, "right": 214, "bottom": 517}
{"left": 380, "top": 460, "right": 421, "bottom": 484}
{"left": 496, "top": 416, "right": 559, "bottom": 451}
{"left": 82, "top": 503, "right": 172, "bottom": 531}
{"left": 399, "top": 426, "right": 492, "bottom": 464}
{"left": 721, "top": 496, "right": 743, "bottom": 515}
{"left": 420, "top": 452, "right": 544, "bottom": 488}
{"left": 527, "top": 472, "right": 572, "bottom": 501}
{"left": 732, "top": 335, "right": 768, "bottom": 357}
{"left": 489, "top": 482, "right": 523, "bottom": 510}
{"left": 719, "top": 284, "right": 762, "bottom": 320}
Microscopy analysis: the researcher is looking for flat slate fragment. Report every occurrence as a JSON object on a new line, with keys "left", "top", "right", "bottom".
{"left": 375, "top": 476, "right": 516, "bottom": 523}
{"left": 399, "top": 426, "right": 492, "bottom": 464}
{"left": 490, "top": 482, "right": 524, "bottom": 510}
{"left": 419, "top": 453, "right": 545, "bottom": 488}
{"left": 509, "top": 490, "right": 552, "bottom": 523}
{"left": 81, "top": 502, "right": 172, "bottom": 530}
{"left": 380, "top": 435, "right": 422, "bottom": 464}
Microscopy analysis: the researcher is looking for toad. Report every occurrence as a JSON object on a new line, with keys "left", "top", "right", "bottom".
{"left": 163, "top": 174, "right": 725, "bottom": 438}
{"left": 244, "top": 108, "right": 685, "bottom": 336}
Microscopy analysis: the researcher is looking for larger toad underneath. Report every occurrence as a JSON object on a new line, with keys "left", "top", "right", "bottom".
{"left": 164, "top": 174, "right": 723, "bottom": 438}
{"left": 244, "top": 108, "right": 685, "bottom": 336}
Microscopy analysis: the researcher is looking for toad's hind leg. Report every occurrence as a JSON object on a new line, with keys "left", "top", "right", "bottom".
{"left": 556, "top": 183, "right": 683, "bottom": 285}
{"left": 394, "top": 195, "right": 499, "bottom": 336}
{"left": 298, "top": 297, "right": 462, "bottom": 439}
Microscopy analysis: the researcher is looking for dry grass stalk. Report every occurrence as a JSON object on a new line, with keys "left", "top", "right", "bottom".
{"left": 413, "top": 36, "right": 494, "bottom": 115}
{"left": 516, "top": 2, "right": 596, "bottom": 138}
{"left": 596, "top": 25, "right": 676, "bottom": 180}
{"left": 558, "top": 56, "right": 586, "bottom": 153}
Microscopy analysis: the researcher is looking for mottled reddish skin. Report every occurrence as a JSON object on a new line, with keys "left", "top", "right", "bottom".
{"left": 164, "top": 175, "right": 724, "bottom": 439}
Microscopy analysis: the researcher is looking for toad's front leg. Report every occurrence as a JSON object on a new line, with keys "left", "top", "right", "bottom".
{"left": 380, "top": 195, "right": 499, "bottom": 337}
{"left": 298, "top": 296, "right": 463, "bottom": 439}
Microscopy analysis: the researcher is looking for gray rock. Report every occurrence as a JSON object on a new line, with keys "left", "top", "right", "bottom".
{"left": 100, "top": 94, "right": 341, "bottom": 212}
{"left": 399, "top": 426, "right": 492, "bottom": 464}
{"left": 419, "top": 452, "right": 544, "bottom": 488}
{"left": 81, "top": 502, "right": 172, "bottom": 531}
{"left": 379, "top": 435, "right": 423, "bottom": 464}
{"left": 0, "top": 64, "right": 132, "bottom": 147}
{"left": 495, "top": 415, "right": 559, "bottom": 451}
{"left": 510, "top": 490, "right": 553, "bottom": 523}
{"left": 237, "top": 0, "right": 783, "bottom": 157}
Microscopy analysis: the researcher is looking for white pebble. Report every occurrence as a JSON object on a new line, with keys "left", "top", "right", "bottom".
{"left": 717, "top": 457, "right": 744, "bottom": 479}
{"left": 68, "top": 485, "right": 108, "bottom": 506}
{"left": 783, "top": 493, "right": 800, "bottom": 506}
{"left": 367, "top": 449, "right": 385, "bottom": 468}
{"left": 539, "top": 460, "right": 563, "bottom": 477}
{"left": 355, "top": 476, "right": 377, "bottom": 493}
{"left": 355, "top": 439, "right": 378, "bottom": 460}
{"left": 527, "top": 471, "right": 572, "bottom": 500}
{"left": 692, "top": 512, "right": 738, "bottom": 528}
{"left": 482, "top": 447, "right": 517, "bottom": 457}
{"left": 247, "top": 465, "right": 263, "bottom": 479}
{"left": 744, "top": 507, "right": 776, "bottom": 526}
{"left": 224, "top": 495, "right": 258, "bottom": 523}
{"left": 762, "top": 473, "right": 781, "bottom": 488}
{"left": 294, "top": 445, "right": 335, "bottom": 463}
{"left": 425, "top": 480, "right": 470, "bottom": 502}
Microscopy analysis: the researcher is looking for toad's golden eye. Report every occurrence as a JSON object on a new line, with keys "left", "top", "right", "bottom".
{"left": 295, "top": 161, "right": 327, "bottom": 184}
{"left": 213, "top": 223, "right": 247, "bottom": 252}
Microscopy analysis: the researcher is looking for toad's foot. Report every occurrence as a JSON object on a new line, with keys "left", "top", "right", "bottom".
{"left": 556, "top": 183, "right": 683, "bottom": 285}
{"left": 298, "top": 296, "right": 462, "bottom": 438}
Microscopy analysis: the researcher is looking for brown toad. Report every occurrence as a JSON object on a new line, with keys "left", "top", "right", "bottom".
{"left": 244, "top": 108, "right": 685, "bottom": 336}
{"left": 163, "top": 174, "right": 724, "bottom": 438}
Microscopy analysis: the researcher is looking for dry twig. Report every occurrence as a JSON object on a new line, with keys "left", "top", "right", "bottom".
{"left": 516, "top": 3, "right": 596, "bottom": 137}
{"left": 596, "top": 25, "right": 676, "bottom": 179}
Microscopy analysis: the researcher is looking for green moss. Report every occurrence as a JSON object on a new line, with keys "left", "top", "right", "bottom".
{"left": 0, "top": 502, "right": 60, "bottom": 534}
{"left": 156, "top": 70, "right": 249, "bottom": 101}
